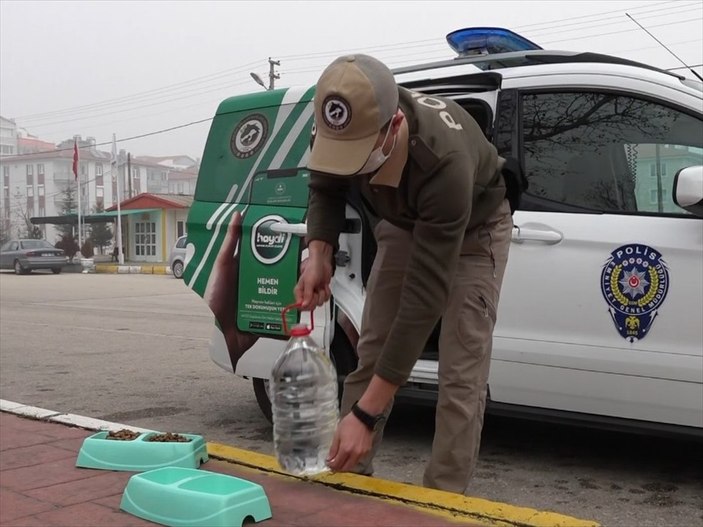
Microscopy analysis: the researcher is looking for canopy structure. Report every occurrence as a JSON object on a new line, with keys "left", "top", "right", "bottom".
{"left": 30, "top": 208, "right": 158, "bottom": 225}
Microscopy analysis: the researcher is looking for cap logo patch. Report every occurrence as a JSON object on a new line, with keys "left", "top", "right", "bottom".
{"left": 322, "top": 96, "right": 351, "bottom": 131}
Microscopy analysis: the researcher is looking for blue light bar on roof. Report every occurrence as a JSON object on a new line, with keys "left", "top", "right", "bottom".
{"left": 446, "top": 27, "right": 542, "bottom": 56}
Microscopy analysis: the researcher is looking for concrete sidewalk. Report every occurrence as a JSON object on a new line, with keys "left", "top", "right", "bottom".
{"left": 0, "top": 402, "right": 599, "bottom": 527}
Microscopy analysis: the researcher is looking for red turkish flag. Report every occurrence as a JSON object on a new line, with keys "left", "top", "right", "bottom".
{"left": 72, "top": 140, "right": 79, "bottom": 180}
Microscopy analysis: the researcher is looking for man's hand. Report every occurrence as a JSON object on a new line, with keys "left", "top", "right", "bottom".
{"left": 326, "top": 375, "right": 399, "bottom": 472}
{"left": 204, "top": 211, "right": 258, "bottom": 370}
{"left": 326, "top": 412, "right": 374, "bottom": 472}
{"left": 294, "top": 240, "right": 333, "bottom": 310}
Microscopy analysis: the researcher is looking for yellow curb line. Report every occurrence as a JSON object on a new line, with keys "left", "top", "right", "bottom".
{"left": 95, "top": 266, "right": 118, "bottom": 274}
{"left": 206, "top": 442, "right": 600, "bottom": 527}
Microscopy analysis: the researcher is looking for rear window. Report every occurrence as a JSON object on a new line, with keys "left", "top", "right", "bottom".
{"left": 20, "top": 240, "right": 52, "bottom": 249}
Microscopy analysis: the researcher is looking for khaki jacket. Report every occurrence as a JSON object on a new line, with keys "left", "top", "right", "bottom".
{"left": 307, "top": 87, "right": 507, "bottom": 384}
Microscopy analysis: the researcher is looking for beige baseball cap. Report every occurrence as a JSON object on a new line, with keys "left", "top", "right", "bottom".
{"left": 307, "top": 54, "right": 399, "bottom": 176}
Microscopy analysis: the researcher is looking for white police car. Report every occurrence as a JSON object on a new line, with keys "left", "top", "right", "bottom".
{"left": 193, "top": 28, "right": 703, "bottom": 437}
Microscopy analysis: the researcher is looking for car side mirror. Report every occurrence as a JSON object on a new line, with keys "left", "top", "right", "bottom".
{"left": 673, "top": 165, "right": 703, "bottom": 217}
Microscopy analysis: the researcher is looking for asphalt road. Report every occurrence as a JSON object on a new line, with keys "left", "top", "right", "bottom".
{"left": 0, "top": 272, "right": 701, "bottom": 527}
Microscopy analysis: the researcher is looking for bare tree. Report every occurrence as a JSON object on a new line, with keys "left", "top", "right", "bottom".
{"left": 0, "top": 217, "right": 10, "bottom": 246}
{"left": 518, "top": 92, "right": 682, "bottom": 212}
{"left": 13, "top": 190, "right": 43, "bottom": 239}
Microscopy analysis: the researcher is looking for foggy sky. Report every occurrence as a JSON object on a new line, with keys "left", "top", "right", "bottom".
{"left": 1, "top": 0, "right": 701, "bottom": 159}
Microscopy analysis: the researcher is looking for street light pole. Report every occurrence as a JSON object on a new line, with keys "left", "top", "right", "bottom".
{"left": 267, "top": 57, "right": 280, "bottom": 90}
{"left": 250, "top": 58, "right": 280, "bottom": 91}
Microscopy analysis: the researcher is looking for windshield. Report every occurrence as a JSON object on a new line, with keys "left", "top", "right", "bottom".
{"left": 20, "top": 240, "right": 53, "bottom": 249}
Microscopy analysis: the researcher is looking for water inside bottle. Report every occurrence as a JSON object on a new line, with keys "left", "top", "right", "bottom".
{"left": 271, "top": 333, "right": 339, "bottom": 476}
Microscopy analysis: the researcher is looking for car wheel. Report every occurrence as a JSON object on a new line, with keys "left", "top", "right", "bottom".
{"left": 51, "top": 267, "right": 62, "bottom": 274}
{"left": 14, "top": 260, "right": 25, "bottom": 275}
{"left": 172, "top": 260, "right": 184, "bottom": 279}
{"left": 252, "top": 323, "right": 358, "bottom": 424}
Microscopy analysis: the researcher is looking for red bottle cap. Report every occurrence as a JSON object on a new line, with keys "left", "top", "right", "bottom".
{"left": 290, "top": 324, "right": 312, "bottom": 337}
{"left": 282, "top": 303, "right": 315, "bottom": 336}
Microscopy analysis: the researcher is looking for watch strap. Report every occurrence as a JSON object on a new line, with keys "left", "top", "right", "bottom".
{"left": 351, "top": 401, "right": 383, "bottom": 432}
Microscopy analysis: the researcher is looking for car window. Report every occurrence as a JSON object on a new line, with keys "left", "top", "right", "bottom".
{"left": 516, "top": 91, "right": 703, "bottom": 215}
{"left": 176, "top": 236, "right": 188, "bottom": 249}
{"left": 20, "top": 240, "right": 52, "bottom": 249}
{"left": 9, "top": 242, "right": 19, "bottom": 251}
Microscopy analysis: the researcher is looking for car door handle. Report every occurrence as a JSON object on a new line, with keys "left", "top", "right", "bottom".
{"left": 512, "top": 224, "right": 563, "bottom": 245}
{"left": 270, "top": 222, "right": 307, "bottom": 236}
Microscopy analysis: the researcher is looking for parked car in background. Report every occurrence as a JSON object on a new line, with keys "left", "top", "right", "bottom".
{"left": 0, "top": 239, "right": 69, "bottom": 274}
{"left": 169, "top": 235, "right": 188, "bottom": 278}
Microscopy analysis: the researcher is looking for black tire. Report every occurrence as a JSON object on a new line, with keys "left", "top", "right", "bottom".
{"left": 14, "top": 260, "right": 25, "bottom": 275}
{"left": 172, "top": 260, "right": 184, "bottom": 279}
{"left": 253, "top": 323, "right": 358, "bottom": 424}
{"left": 51, "top": 267, "right": 62, "bottom": 274}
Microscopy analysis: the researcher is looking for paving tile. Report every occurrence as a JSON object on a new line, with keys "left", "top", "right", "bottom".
{"left": 0, "top": 412, "right": 487, "bottom": 527}
{"left": 206, "top": 462, "right": 474, "bottom": 526}
{"left": 0, "top": 456, "right": 99, "bottom": 491}
{"left": 50, "top": 436, "right": 88, "bottom": 453}
{"left": 287, "top": 497, "right": 472, "bottom": 527}
{"left": 25, "top": 471, "right": 132, "bottom": 506}
{"left": 0, "top": 444, "right": 75, "bottom": 471}
{"left": 203, "top": 461, "right": 463, "bottom": 525}
{"left": 0, "top": 414, "right": 53, "bottom": 432}
{"left": 204, "top": 462, "right": 347, "bottom": 514}
{"left": 258, "top": 516, "right": 307, "bottom": 527}
{"left": 44, "top": 426, "right": 92, "bottom": 440}
{"left": 1, "top": 414, "right": 92, "bottom": 438}
{"left": 0, "top": 515, "right": 53, "bottom": 527}
{"left": 0, "top": 428, "right": 56, "bottom": 451}
{"left": 32, "top": 502, "right": 153, "bottom": 526}
{"left": 0, "top": 489, "right": 56, "bottom": 522}
{"left": 37, "top": 424, "right": 92, "bottom": 440}
{"left": 265, "top": 479, "right": 343, "bottom": 517}
{"left": 92, "top": 493, "right": 124, "bottom": 509}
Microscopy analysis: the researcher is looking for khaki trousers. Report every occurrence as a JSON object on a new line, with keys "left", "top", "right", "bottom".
{"left": 340, "top": 199, "right": 513, "bottom": 495}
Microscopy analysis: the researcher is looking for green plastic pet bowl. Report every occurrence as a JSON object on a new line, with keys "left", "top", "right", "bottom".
{"left": 120, "top": 467, "right": 272, "bottom": 527}
{"left": 75, "top": 431, "right": 208, "bottom": 472}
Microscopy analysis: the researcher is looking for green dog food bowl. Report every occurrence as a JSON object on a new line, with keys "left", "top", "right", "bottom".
{"left": 120, "top": 467, "right": 272, "bottom": 527}
{"left": 75, "top": 431, "right": 208, "bottom": 472}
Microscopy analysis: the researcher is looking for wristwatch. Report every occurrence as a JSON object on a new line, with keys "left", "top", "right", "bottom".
{"left": 351, "top": 401, "right": 385, "bottom": 432}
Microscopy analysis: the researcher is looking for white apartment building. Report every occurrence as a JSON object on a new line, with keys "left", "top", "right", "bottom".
{"left": 0, "top": 136, "right": 116, "bottom": 242}
{"left": 0, "top": 116, "right": 18, "bottom": 156}
{"left": 167, "top": 167, "right": 198, "bottom": 195}
{"left": 131, "top": 155, "right": 199, "bottom": 195}
{"left": 0, "top": 129, "right": 200, "bottom": 243}
{"left": 130, "top": 157, "right": 169, "bottom": 195}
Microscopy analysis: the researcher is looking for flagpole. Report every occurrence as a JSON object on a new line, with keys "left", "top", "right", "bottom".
{"left": 73, "top": 139, "right": 82, "bottom": 256}
{"left": 113, "top": 133, "right": 124, "bottom": 265}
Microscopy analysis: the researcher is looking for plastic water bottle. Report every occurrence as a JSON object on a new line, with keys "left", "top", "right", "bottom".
{"left": 270, "top": 306, "right": 339, "bottom": 476}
